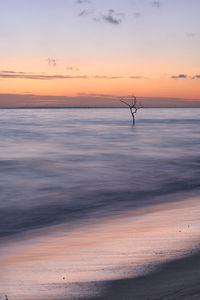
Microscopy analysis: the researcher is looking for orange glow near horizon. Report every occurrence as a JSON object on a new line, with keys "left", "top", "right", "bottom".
{"left": 0, "top": 76, "right": 200, "bottom": 101}
{"left": 1, "top": 51, "right": 200, "bottom": 103}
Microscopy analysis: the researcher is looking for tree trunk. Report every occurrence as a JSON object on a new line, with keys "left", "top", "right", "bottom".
{"left": 130, "top": 109, "right": 135, "bottom": 126}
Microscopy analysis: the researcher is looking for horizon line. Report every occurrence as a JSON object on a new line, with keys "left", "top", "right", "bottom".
{"left": 0, "top": 106, "right": 200, "bottom": 109}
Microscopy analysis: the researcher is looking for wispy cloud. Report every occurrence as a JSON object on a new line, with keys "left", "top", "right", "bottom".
{"left": 78, "top": 9, "right": 94, "bottom": 17}
{"left": 186, "top": 33, "right": 196, "bottom": 38}
{"left": 92, "top": 17, "right": 101, "bottom": 22}
{"left": 133, "top": 12, "right": 141, "bottom": 18}
{"left": 152, "top": 1, "right": 161, "bottom": 8}
{"left": 102, "top": 9, "right": 124, "bottom": 25}
{"left": 171, "top": 74, "right": 200, "bottom": 80}
{"left": 171, "top": 74, "right": 188, "bottom": 79}
{"left": 47, "top": 58, "right": 56, "bottom": 67}
{"left": 191, "top": 75, "right": 200, "bottom": 79}
{"left": 0, "top": 71, "right": 88, "bottom": 80}
{"left": 0, "top": 71, "right": 144, "bottom": 80}
{"left": 1, "top": 70, "right": 26, "bottom": 74}
{"left": 185, "top": 32, "right": 200, "bottom": 38}
{"left": 75, "top": 0, "right": 91, "bottom": 4}
{"left": 77, "top": 4, "right": 124, "bottom": 25}
{"left": 66, "top": 66, "right": 80, "bottom": 71}
{"left": 94, "top": 75, "right": 143, "bottom": 79}
{"left": 129, "top": 76, "right": 143, "bottom": 79}
{"left": 94, "top": 75, "right": 121, "bottom": 79}
{"left": 78, "top": 92, "right": 117, "bottom": 98}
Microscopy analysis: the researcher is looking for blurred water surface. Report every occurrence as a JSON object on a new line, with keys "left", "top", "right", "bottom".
{"left": 0, "top": 108, "right": 200, "bottom": 237}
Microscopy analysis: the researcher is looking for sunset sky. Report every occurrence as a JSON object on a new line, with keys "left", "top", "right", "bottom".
{"left": 1, "top": 0, "right": 200, "bottom": 107}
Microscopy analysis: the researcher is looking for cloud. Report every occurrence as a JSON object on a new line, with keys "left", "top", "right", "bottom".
{"left": 0, "top": 71, "right": 88, "bottom": 80}
{"left": 0, "top": 70, "right": 26, "bottom": 74}
{"left": 186, "top": 33, "right": 196, "bottom": 38}
{"left": 102, "top": 9, "right": 124, "bottom": 25}
{"left": 78, "top": 92, "right": 117, "bottom": 98}
{"left": 171, "top": 74, "right": 188, "bottom": 79}
{"left": 93, "top": 75, "right": 143, "bottom": 79}
{"left": 0, "top": 71, "right": 144, "bottom": 81}
{"left": 77, "top": 7, "right": 124, "bottom": 25}
{"left": 152, "top": 1, "right": 161, "bottom": 8}
{"left": 192, "top": 75, "right": 200, "bottom": 79}
{"left": 78, "top": 9, "right": 94, "bottom": 16}
{"left": 133, "top": 12, "right": 141, "bottom": 18}
{"left": 129, "top": 76, "right": 143, "bottom": 79}
{"left": 47, "top": 58, "right": 56, "bottom": 67}
{"left": 185, "top": 33, "right": 200, "bottom": 38}
{"left": 66, "top": 66, "right": 80, "bottom": 71}
{"left": 1, "top": 93, "right": 200, "bottom": 108}
{"left": 92, "top": 17, "right": 101, "bottom": 22}
{"left": 171, "top": 74, "right": 200, "bottom": 80}
{"left": 75, "top": 0, "right": 91, "bottom": 4}
{"left": 94, "top": 75, "right": 121, "bottom": 79}
{"left": 0, "top": 93, "right": 121, "bottom": 108}
{"left": 171, "top": 74, "right": 200, "bottom": 79}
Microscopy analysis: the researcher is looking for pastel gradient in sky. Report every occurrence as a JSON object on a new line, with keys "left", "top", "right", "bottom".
{"left": 0, "top": 0, "right": 200, "bottom": 107}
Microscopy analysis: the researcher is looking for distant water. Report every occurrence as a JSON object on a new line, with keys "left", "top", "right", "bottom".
{"left": 0, "top": 108, "right": 200, "bottom": 238}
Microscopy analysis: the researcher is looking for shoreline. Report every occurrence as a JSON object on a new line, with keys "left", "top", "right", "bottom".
{"left": 1, "top": 193, "right": 200, "bottom": 300}
{"left": 83, "top": 250, "right": 200, "bottom": 300}
{"left": 1, "top": 188, "right": 199, "bottom": 244}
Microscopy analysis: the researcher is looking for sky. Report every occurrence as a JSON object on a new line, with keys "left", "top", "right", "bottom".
{"left": 0, "top": 0, "right": 200, "bottom": 107}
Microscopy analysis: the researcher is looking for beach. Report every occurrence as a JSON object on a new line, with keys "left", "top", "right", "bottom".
{"left": 1, "top": 193, "right": 200, "bottom": 300}
{"left": 85, "top": 250, "right": 200, "bottom": 300}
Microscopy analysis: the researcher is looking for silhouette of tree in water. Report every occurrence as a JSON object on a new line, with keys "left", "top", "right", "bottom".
{"left": 120, "top": 95, "right": 144, "bottom": 126}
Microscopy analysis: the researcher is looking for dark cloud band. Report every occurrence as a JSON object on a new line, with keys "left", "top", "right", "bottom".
{"left": 0, "top": 71, "right": 143, "bottom": 81}
{"left": 171, "top": 74, "right": 200, "bottom": 80}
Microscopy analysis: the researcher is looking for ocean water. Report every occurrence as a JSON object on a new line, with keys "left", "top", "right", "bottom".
{"left": 0, "top": 108, "right": 200, "bottom": 239}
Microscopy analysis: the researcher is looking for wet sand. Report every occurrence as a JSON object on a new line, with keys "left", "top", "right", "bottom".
{"left": 84, "top": 251, "right": 200, "bottom": 300}
{"left": 1, "top": 195, "right": 200, "bottom": 300}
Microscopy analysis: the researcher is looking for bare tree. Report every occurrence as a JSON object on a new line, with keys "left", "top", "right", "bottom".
{"left": 120, "top": 95, "right": 144, "bottom": 126}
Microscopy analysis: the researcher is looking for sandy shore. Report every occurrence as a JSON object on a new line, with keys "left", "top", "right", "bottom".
{"left": 1, "top": 194, "right": 200, "bottom": 300}
{"left": 83, "top": 251, "right": 200, "bottom": 300}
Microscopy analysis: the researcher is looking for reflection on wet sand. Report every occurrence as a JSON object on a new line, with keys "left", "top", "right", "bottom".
{"left": 1, "top": 196, "right": 200, "bottom": 300}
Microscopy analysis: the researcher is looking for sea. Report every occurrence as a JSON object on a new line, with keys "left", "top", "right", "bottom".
{"left": 0, "top": 108, "right": 200, "bottom": 300}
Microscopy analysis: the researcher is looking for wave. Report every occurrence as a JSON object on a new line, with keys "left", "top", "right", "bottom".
{"left": 0, "top": 108, "right": 200, "bottom": 238}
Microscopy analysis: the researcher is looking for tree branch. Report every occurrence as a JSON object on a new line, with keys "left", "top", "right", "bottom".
{"left": 120, "top": 98, "right": 131, "bottom": 107}
{"left": 131, "top": 95, "right": 137, "bottom": 107}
